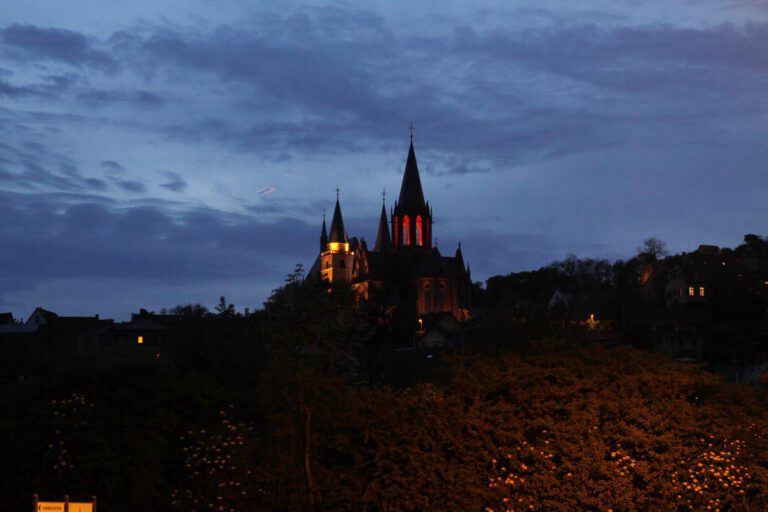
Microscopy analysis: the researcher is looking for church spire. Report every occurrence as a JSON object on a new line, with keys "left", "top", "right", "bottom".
{"left": 374, "top": 202, "right": 392, "bottom": 253}
{"left": 320, "top": 210, "right": 328, "bottom": 251}
{"left": 397, "top": 140, "right": 426, "bottom": 211}
{"left": 328, "top": 192, "right": 347, "bottom": 243}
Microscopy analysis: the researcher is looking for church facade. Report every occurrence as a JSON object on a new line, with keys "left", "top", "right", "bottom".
{"left": 309, "top": 139, "right": 472, "bottom": 321}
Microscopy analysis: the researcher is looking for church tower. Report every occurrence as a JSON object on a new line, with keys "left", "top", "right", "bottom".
{"left": 320, "top": 191, "right": 354, "bottom": 283}
{"left": 392, "top": 140, "right": 432, "bottom": 250}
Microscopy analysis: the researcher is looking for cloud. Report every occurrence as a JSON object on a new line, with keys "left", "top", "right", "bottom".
{"left": 77, "top": 89, "right": 163, "bottom": 106}
{"left": 116, "top": 180, "right": 147, "bottom": 193}
{"left": 0, "top": 23, "right": 115, "bottom": 70}
{"left": 160, "top": 171, "right": 187, "bottom": 192}
{"left": 0, "top": 190, "right": 316, "bottom": 292}
{"left": 257, "top": 187, "right": 276, "bottom": 195}
{"left": 0, "top": 141, "right": 106, "bottom": 192}
{"left": 0, "top": 73, "right": 79, "bottom": 98}
{"left": 99, "top": 160, "right": 125, "bottom": 172}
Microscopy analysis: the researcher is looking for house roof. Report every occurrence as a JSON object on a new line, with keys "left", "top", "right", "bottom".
{"left": 26, "top": 307, "right": 59, "bottom": 325}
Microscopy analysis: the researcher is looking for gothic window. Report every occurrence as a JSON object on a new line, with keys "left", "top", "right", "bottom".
{"left": 403, "top": 215, "right": 411, "bottom": 246}
{"left": 416, "top": 215, "right": 423, "bottom": 246}
{"left": 688, "top": 286, "right": 695, "bottom": 297}
{"left": 438, "top": 281, "right": 447, "bottom": 309}
{"left": 424, "top": 283, "right": 432, "bottom": 313}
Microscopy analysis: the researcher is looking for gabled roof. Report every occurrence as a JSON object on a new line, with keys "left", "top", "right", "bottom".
{"left": 374, "top": 203, "right": 392, "bottom": 253}
{"left": 397, "top": 141, "right": 426, "bottom": 211}
{"left": 26, "top": 307, "right": 59, "bottom": 325}
{"left": 418, "top": 247, "right": 450, "bottom": 277}
{"left": 328, "top": 197, "right": 348, "bottom": 243}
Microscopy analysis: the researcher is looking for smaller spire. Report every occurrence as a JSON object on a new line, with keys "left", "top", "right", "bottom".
{"left": 328, "top": 193, "right": 348, "bottom": 243}
{"left": 320, "top": 209, "right": 328, "bottom": 251}
{"left": 455, "top": 242, "right": 465, "bottom": 268}
{"left": 374, "top": 202, "right": 392, "bottom": 253}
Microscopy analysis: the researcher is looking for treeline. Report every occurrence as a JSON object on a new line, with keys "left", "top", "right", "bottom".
{"left": 2, "top": 239, "right": 768, "bottom": 511}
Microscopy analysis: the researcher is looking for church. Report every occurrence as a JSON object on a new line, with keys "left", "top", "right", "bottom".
{"left": 309, "top": 138, "right": 472, "bottom": 322}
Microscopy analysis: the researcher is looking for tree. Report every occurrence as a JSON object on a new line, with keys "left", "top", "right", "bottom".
{"left": 637, "top": 237, "right": 668, "bottom": 263}
{"left": 215, "top": 296, "right": 236, "bottom": 317}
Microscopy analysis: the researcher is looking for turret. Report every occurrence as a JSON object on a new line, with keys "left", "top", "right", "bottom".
{"left": 374, "top": 202, "right": 392, "bottom": 253}
{"left": 320, "top": 191, "right": 354, "bottom": 283}
{"left": 320, "top": 212, "right": 328, "bottom": 252}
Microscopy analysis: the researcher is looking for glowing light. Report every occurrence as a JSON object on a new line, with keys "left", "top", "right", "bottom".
{"left": 699, "top": 286, "right": 705, "bottom": 297}
{"left": 403, "top": 215, "right": 411, "bottom": 246}
{"left": 416, "top": 215, "right": 423, "bottom": 246}
{"left": 393, "top": 216, "right": 398, "bottom": 246}
{"left": 327, "top": 242, "right": 349, "bottom": 253}
{"left": 688, "top": 286, "right": 695, "bottom": 297}
{"left": 137, "top": 335, "right": 144, "bottom": 344}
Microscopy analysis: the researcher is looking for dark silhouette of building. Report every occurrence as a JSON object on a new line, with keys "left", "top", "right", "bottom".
{"left": 309, "top": 139, "right": 472, "bottom": 321}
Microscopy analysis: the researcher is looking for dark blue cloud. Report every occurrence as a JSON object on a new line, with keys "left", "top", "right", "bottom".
{"left": 116, "top": 180, "right": 147, "bottom": 193}
{"left": 0, "top": 23, "right": 115, "bottom": 70}
{"left": 99, "top": 160, "right": 125, "bottom": 172}
{"left": 0, "top": 140, "right": 105, "bottom": 191}
{"left": 77, "top": 88, "right": 163, "bottom": 106}
{"left": 160, "top": 171, "right": 187, "bottom": 192}
{"left": 0, "top": 190, "right": 316, "bottom": 291}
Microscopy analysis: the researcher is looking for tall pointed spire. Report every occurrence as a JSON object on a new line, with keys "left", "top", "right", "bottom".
{"left": 374, "top": 203, "right": 392, "bottom": 253}
{"left": 320, "top": 210, "right": 328, "bottom": 251}
{"left": 397, "top": 140, "right": 426, "bottom": 211}
{"left": 328, "top": 193, "right": 347, "bottom": 243}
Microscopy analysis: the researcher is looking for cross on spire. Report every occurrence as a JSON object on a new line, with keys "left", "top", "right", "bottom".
{"left": 409, "top": 122, "right": 415, "bottom": 142}
{"left": 381, "top": 188, "right": 386, "bottom": 205}
{"left": 336, "top": 186, "right": 340, "bottom": 200}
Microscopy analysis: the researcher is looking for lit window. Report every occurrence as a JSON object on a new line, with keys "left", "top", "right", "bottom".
{"left": 688, "top": 286, "right": 695, "bottom": 297}
{"left": 403, "top": 215, "right": 410, "bottom": 246}
{"left": 393, "top": 216, "right": 398, "bottom": 246}
{"left": 137, "top": 335, "right": 144, "bottom": 344}
{"left": 416, "top": 215, "right": 423, "bottom": 246}
{"left": 699, "top": 286, "right": 705, "bottom": 297}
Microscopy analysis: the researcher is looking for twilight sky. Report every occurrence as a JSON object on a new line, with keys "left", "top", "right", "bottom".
{"left": 1, "top": 0, "right": 767, "bottom": 320}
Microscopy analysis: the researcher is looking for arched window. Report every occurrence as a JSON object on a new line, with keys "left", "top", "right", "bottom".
{"left": 424, "top": 283, "right": 432, "bottom": 313}
{"left": 437, "top": 281, "right": 447, "bottom": 309}
{"left": 403, "top": 215, "right": 410, "bottom": 246}
{"left": 416, "top": 215, "right": 423, "bottom": 246}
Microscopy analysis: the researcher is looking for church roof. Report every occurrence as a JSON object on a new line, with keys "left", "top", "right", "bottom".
{"left": 328, "top": 197, "right": 347, "bottom": 243}
{"left": 374, "top": 203, "right": 392, "bottom": 252}
{"left": 397, "top": 141, "right": 426, "bottom": 211}
{"left": 418, "top": 247, "right": 450, "bottom": 278}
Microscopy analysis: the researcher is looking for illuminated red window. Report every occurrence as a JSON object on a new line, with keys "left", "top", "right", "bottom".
{"left": 403, "top": 215, "right": 410, "bottom": 246}
{"left": 416, "top": 215, "right": 423, "bottom": 246}
{"left": 393, "top": 216, "right": 398, "bottom": 246}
